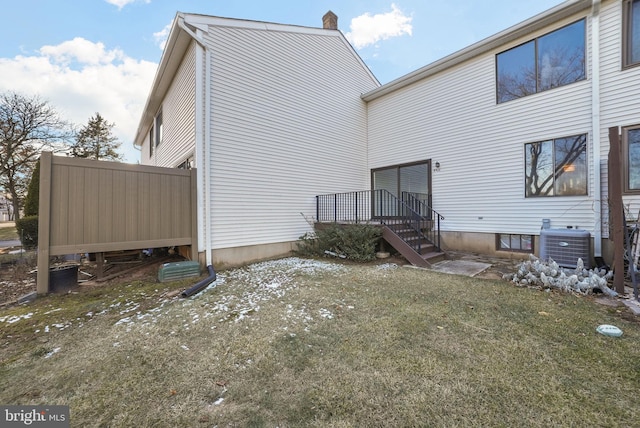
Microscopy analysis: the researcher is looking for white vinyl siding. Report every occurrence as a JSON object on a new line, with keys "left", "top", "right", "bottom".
{"left": 153, "top": 41, "right": 197, "bottom": 168}
{"left": 204, "top": 26, "right": 378, "bottom": 249}
{"left": 600, "top": 0, "right": 640, "bottom": 230}
{"left": 367, "top": 11, "right": 595, "bottom": 237}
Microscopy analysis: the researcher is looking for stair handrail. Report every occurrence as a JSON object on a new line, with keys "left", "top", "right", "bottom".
{"left": 374, "top": 189, "right": 434, "bottom": 254}
{"left": 315, "top": 189, "right": 443, "bottom": 252}
{"left": 401, "top": 192, "right": 443, "bottom": 251}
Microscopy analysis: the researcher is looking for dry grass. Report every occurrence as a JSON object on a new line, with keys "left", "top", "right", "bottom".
{"left": 0, "top": 225, "right": 18, "bottom": 241}
{"left": 1, "top": 257, "right": 639, "bottom": 427}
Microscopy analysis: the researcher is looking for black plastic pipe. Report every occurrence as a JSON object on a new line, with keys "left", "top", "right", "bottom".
{"left": 181, "top": 265, "right": 217, "bottom": 298}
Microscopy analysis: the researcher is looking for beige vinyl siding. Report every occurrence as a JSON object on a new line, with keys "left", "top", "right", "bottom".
{"left": 368, "top": 11, "right": 595, "bottom": 236}
{"left": 153, "top": 41, "right": 197, "bottom": 168}
{"left": 205, "top": 26, "right": 378, "bottom": 249}
{"left": 600, "top": 0, "right": 640, "bottom": 232}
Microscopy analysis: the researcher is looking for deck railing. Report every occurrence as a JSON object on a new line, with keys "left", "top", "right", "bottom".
{"left": 315, "top": 189, "right": 443, "bottom": 251}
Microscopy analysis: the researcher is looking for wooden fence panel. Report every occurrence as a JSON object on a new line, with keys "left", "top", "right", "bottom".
{"left": 37, "top": 152, "right": 198, "bottom": 294}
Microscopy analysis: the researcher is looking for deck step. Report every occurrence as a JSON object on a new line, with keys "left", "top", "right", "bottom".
{"left": 421, "top": 251, "right": 446, "bottom": 264}
{"left": 381, "top": 225, "right": 445, "bottom": 268}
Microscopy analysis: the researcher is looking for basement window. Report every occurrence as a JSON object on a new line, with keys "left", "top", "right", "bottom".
{"left": 497, "top": 234, "right": 533, "bottom": 253}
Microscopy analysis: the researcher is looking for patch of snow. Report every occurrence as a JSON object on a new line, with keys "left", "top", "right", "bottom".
{"left": 319, "top": 308, "right": 334, "bottom": 319}
{"left": 44, "top": 347, "right": 61, "bottom": 359}
{"left": 115, "top": 317, "right": 132, "bottom": 326}
{"left": 110, "top": 257, "right": 345, "bottom": 331}
{"left": 376, "top": 263, "right": 398, "bottom": 270}
{"left": 52, "top": 323, "right": 70, "bottom": 330}
{"left": 1, "top": 312, "right": 34, "bottom": 324}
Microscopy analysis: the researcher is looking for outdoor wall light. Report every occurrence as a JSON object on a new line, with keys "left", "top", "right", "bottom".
{"left": 435, "top": 161, "right": 440, "bottom": 169}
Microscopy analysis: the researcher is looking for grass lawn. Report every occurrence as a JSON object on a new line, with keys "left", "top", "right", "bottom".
{"left": 1, "top": 257, "right": 639, "bottom": 427}
{"left": 0, "top": 224, "right": 18, "bottom": 241}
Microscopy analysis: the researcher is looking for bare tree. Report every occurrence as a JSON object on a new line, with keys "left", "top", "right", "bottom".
{"left": 70, "top": 113, "right": 123, "bottom": 161}
{"left": 0, "top": 92, "right": 71, "bottom": 220}
{"left": 498, "top": 45, "right": 585, "bottom": 103}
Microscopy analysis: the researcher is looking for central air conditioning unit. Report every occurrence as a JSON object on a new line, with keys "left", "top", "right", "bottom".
{"left": 540, "top": 228, "right": 591, "bottom": 269}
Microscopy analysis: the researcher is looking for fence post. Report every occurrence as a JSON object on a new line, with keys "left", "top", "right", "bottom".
{"left": 37, "top": 152, "right": 53, "bottom": 295}
{"left": 334, "top": 193, "right": 337, "bottom": 222}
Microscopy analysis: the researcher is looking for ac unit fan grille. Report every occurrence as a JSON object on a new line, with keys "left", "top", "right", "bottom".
{"left": 540, "top": 229, "right": 591, "bottom": 269}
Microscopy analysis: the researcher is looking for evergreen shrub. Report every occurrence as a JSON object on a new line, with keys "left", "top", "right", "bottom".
{"left": 296, "top": 223, "right": 382, "bottom": 262}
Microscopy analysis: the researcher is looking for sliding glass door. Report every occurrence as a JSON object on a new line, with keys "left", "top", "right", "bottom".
{"left": 372, "top": 161, "right": 431, "bottom": 217}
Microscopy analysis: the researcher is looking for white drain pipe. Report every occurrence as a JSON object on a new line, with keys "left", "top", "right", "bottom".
{"left": 591, "top": 0, "right": 602, "bottom": 257}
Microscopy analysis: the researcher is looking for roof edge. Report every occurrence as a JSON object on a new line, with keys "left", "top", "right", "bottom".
{"left": 361, "top": 0, "right": 592, "bottom": 102}
{"left": 134, "top": 12, "right": 189, "bottom": 148}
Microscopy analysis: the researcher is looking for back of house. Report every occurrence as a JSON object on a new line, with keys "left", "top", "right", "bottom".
{"left": 134, "top": 11, "right": 379, "bottom": 266}
{"left": 134, "top": 0, "right": 640, "bottom": 269}
{"left": 363, "top": 0, "right": 640, "bottom": 265}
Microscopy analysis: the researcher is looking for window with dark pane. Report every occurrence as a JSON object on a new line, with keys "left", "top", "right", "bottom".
{"left": 626, "top": 127, "right": 640, "bottom": 191}
{"left": 497, "top": 19, "right": 585, "bottom": 103}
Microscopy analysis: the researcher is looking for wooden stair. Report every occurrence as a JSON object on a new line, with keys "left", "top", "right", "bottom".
{"left": 382, "top": 223, "right": 445, "bottom": 268}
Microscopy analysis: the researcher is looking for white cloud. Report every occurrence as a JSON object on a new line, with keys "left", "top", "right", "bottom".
{"left": 153, "top": 23, "right": 172, "bottom": 51}
{"left": 104, "top": 0, "right": 150, "bottom": 10}
{"left": 40, "top": 37, "right": 124, "bottom": 65}
{"left": 0, "top": 38, "right": 157, "bottom": 163}
{"left": 345, "top": 3, "right": 413, "bottom": 49}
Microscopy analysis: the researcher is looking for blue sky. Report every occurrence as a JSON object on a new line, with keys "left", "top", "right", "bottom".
{"left": 0, "top": 0, "right": 564, "bottom": 163}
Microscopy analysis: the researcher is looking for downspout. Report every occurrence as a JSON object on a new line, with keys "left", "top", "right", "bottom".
{"left": 204, "top": 49, "right": 213, "bottom": 267}
{"left": 181, "top": 265, "right": 216, "bottom": 297}
{"left": 177, "top": 16, "right": 216, "bottom": 294}
{"left": 591, "top": 0, "right": 602, "bottom": 258}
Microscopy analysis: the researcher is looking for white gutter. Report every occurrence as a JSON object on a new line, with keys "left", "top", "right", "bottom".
{"left": 177, "top": 16, "right": 214, "bottom": 266}
{"left": 591, "top": 0, "right": 602, "bottom": 257}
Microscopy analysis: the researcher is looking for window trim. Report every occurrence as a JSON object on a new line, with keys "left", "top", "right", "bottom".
{"left": 623, "top": 124, "right": 640, "bottom": 194}
{"left": 155, "top": 108, "right": 163, "bottom": 147}
{"left": 149, "top": 125, "right": 154, "bottom": 157}
{"left": 623, "top": 0, "right": 640, "bottom": 69}
{"left": 496, "top": 18, "right": 586, "bottom": 104}
{"left": 496, "top": 233, "right": 534, "bottom": 253}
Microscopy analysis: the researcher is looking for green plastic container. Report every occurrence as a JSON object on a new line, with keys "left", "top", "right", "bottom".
{"left": 157, "top": 261, "right": 201, "bottom": 283}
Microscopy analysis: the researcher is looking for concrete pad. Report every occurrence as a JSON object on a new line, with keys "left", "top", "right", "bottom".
{"left": 622, "top": 299, "right": 640, "bottom": 316}
{"left": 429, "top": 260, "right": 492, "bottom": 277}
{"left": 594, "top": 297, "right": 623, "bottom": 308}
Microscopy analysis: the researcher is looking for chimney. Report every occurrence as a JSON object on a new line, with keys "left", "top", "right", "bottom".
{"left": 322, "top": 11, "right": 338, "bottom": 30}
